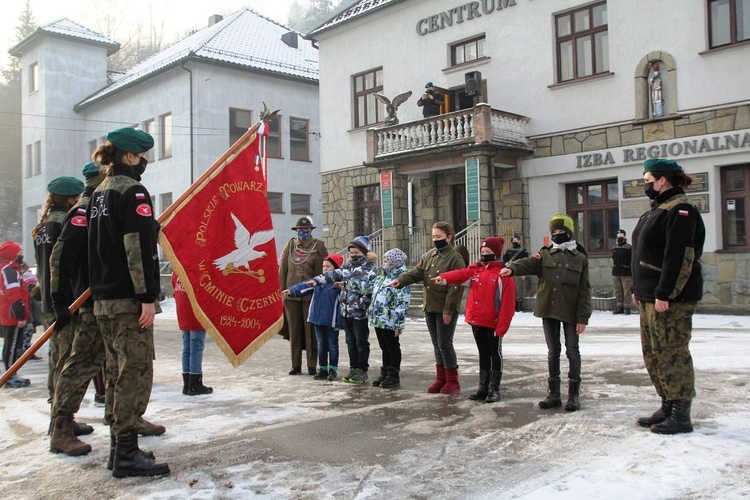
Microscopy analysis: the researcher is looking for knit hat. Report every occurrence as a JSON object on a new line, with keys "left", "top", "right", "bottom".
{"left": 550, "top": 214, "right": 575, "bottom": 235}
{"left": 47, "top": 176, "right": 84, "bottom": 196}
{"left": 348, "top": 235, "right": 370, "bottom": 254}
{"left": 480, "top": 237, "right": 505, "bottom": 257}
{"left": 325, "top": 253, "right": 344, "bottom": 269}
{"left": 0, "top": 241, "right": 22, "bottom": 260}
{"left": 643, "top": 158, "right": 683, "bottom": 174}
{"left": 292, "top": 216, "right": 315, "bottom": 230}
{"left": 383, "top": 248, "right": 407, "bottom": 266}
{"left": 106, "top": 127, "right": 154, "bottom": 153}
{"left": 617, "top": 228, "right": 626, "bottom": 237}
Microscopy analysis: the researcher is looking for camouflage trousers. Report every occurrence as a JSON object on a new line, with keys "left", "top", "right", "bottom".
{"left": 639, "top": 301, "right": 697, "bottom": 400}
{"left": 97, "top": 312, "right": 154, "bottom": 437}
{"left": 52, "top": 308, "right": 105, "bottom": 416}
{"left": 44, "top": 312, "right": 75, "bottom": 404}
{"left": 612, "top": 276, "right": 633, "bottom": 308}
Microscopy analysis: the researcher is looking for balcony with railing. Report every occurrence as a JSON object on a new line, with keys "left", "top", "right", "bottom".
{"left": 366, "top": 104, "right": 531, "bottom": 163}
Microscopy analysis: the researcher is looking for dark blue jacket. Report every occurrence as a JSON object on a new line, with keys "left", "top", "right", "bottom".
{"left": 287, "top": 281, "right": 342, "bottom": 329}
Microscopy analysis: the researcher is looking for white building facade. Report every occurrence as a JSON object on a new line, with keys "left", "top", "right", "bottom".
{"left": 310, "top": 0, "right": 750, "bottom": 312}
{"left": 10, "top": 10, "right": 323, "bottom": 263}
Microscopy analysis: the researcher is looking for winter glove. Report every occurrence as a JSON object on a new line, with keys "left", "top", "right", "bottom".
{"left": 54, "top": 312, "right": 71, "bottom": 332}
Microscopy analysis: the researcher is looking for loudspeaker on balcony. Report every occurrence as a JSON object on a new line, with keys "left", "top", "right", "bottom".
{"left": 465, "top": 71, "right": 482, "bottom": 96}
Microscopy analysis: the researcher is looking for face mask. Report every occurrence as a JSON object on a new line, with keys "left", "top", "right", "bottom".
{"left": 350, "top": 254, "right": 365, "bottom": 265}
{"left": 481, "top": 254, "right": 495, "bottom": 263}
{"left": 644, "top": 181, "right": 659, "bottom": 200}
{"left": 382, "top": 263, "right": 391, "bottom": 270}
{"left": 434, "top": 238, "right": 448, "bottom": 250}
{"left": 551, "top": 233, "right": 570, "bottom": 245}
{"left": 297, "top": 230, "right": 311, "bottom": 241}
{"left": 616, "top": 237, "right": 625, "bottom": 245}
{"left": 134, "top": 156, "right": 148, "bottom": 177}
{"left": 15, "top": 254, "right": 23, "bottom": 265}
{"left": 512, "top": 242, "right": 520, "bottom": 249}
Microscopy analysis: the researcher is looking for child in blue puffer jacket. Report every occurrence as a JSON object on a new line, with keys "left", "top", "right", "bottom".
{"left": 306, "top": 236, "right": 377, "bottom": 385}
{"left": 368, "top": 248, "right": 411, "bottom": 389}
{"left": 283, "top": 254, "right": 345, "bottom": 381}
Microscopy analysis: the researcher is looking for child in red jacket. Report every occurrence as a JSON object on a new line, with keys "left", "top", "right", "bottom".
{"left": 0, "top": 241, "right": 31, "bottom": 388}
{"left": 172, "top": 272, "right": 212, "bottom": 396}
{"left": 433, "top": 237, "right": 515, "bottom": 403}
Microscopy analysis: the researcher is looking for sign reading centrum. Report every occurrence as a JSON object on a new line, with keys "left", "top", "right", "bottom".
{"left": 416, "top": 0, "right": 518, "bottom": 35}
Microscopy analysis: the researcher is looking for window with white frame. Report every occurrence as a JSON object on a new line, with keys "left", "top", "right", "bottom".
{"left": 160, "top": 113, "right": 172, "bottom": 159}
{"left": 143, "top": 119, "right": 156, "bottom": 162}
{"left": 29, "top": 62, "right": 38, "bottom": 93}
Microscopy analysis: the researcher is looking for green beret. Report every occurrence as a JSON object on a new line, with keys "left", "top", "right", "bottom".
{"left": 643, "top": 158, "right": 683, "bottom": 174}
{"left": 47, "top": 176, "right": 84, "bottom": 196}
{"left": 106, "top": 127, "right": 154, "bottom": 153}
{"left": 550, "top": 213, "right": 575, "bottom": 235}
{"left": 81, "top": 161, "right": 100, "bottom": 179}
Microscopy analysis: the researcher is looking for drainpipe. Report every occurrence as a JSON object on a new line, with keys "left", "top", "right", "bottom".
{"left": 180, "top": 59, "right": 195, "bottom": 184}
{"left": 487, "top": 149, "right": 498, "bottom": 232}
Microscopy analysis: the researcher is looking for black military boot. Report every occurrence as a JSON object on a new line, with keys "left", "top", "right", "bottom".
{"left": 651, "top": 400, "right": 694, "bottom": 434}
{"left": 485, "top": 371, "right": 502, "bottom": 403}
{"left": 637, "top": 397, "right": 672, "bottom": 427}
{"left": 182, "top": 373, "right": 189, "bottom": 395}
{"left": 108, "top": 434, "right": 155, "bottom": 470}
{"left": 371, "top": 367, "right": 388, "bottom": 387}
{"left": 380, "top": 367, "right": 400, "bottom": 388}
{"left": 539, "top": 380, "right": 562, "bottom": 409}
{"left": 187, "top": 374, "right": 213, "bottom": 395}
{"left": 624, "top": 308, "right": 631, "bottom": 315}
{"left": 468, "top": 370, "right": 490, "bottom": 401}
{"left": 612, "top": 307, "right": 624, "bottom": 315}
{"left": 565, "top": 381, "right": 580, "bottom": 412}
{"left": 112, "top": 433, "right": 170, "bottom": 478}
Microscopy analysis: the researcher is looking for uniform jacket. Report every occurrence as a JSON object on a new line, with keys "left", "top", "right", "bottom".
{"left": 367, "top": 264, "right": 411, "bottom": 333}
{"left": 87, "top": 165, "right": 161, "bottom": 304}
{"left": 508, "top": 244, "right": 592, "bottom": 325}
{"left": 440, "top": 261, "right": 516, "bottom": 337}
{"left": 313, "top": 254, "right": 377, "bottom": 320}
{"left": 0, "top": 242, "right": 28, "bottom": 326}
{"left": 397, "top": 245, "right": 465, "bottom": 315}
{"left": 417, "top": 90, "right": 444, "bottom": 117}
{"left": 34, "top": 207, "right": 66, "bottom": 313}
{"left": 611, "top": 242, "right": 632, "bottom": 277}
{"left": 172, "top": 272, "right": 202, "bottom": 331}
{"left": 286, "top": 280, "right": 342, "bottom": 329}
{"left": 631, "top": 187, "right": 705, "bottom": 303}
{"left": 278, "top": 237, "right": 327, "bottom": 302}
{"left": 502, "top": 246, "right": 529, "bottom": 264}
{"left": 49, "top": 189, "right": 95, "bottom": 316}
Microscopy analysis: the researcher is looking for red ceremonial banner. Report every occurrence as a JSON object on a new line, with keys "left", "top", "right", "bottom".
{"left": 159, "top": 127, "right": 283, "bottom": 367}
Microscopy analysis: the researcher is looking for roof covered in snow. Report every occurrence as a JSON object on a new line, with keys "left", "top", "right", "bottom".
{"left": 8, "top": 18, "right": 120, "bottom": 56}
{"left": 308, "top": 0, "right": 405, "bottom": 37}
{"left": 75, "top": 8, "right": 319, "bottom": 110}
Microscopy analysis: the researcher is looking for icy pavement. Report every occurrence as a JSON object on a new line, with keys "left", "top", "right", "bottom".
{"left": 1, "top": 308, "right": 749, "bottom": 499}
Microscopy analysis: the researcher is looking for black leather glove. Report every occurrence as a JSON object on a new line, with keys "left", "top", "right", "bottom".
{"left": 54, "top": 312, "right": 71, "bottom": 332}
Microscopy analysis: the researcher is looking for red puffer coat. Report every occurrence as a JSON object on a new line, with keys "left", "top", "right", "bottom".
{"left": 0, "top": 242, "right": 29, "bottom": 326}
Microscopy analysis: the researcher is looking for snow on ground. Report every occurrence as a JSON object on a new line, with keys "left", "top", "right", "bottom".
{"left": 1, "top": 307, "right": 749, "bottom": 499}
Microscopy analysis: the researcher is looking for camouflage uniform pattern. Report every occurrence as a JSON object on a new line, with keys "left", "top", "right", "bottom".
{"left": 44, "top": 311, "right": 75, "bottom": 403}
{"left": 613, "top": 275, "right": 633, "bottom": 308}
{"left": 96, "top": 300, "right": 155, "bottom": 437}
{"left": 638, "top": 301, "right": 696, "bottom": 400}
{"left": 52, "top": 307, "right": 105, "bottom": 415}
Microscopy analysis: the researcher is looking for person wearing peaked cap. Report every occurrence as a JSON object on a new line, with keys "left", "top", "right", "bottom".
{"left": 307, "top": 235, "right": 378, "bottom": 384}
{"left": 611, "top": 228, "right": 632, "bottom": 315}
{"left": 279, "top": 216, "right": 328, "bottom": 376}
{"left": 391, "top": 221, "right": 466, "bottom": 394}
{"left": 631, "top": 158, "right": 705, "bottom": 435}
{"left": 32, "top": 176, "right": 84, "bottom": 418}
{"left": 88, "top": 130, "right": 169, "bottom": 477}
{"left": 433, "top": 237, "right": 516, "bottom": 403}
{"left": 282, "top": 252, "right": 345, "bottom": 381}
{"left": 503, "top": 234, "right": 531, "bottom": 312}
{"left": 501, "top": 214, "right": 592, "bottom": 413}
{"left": 368, "top": 248, "right": 411, "bottom": 389}
{"left": 417, "top": 81, "right": 444, "bottom": 118}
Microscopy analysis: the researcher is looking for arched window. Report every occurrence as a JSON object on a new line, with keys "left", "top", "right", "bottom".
{"left": 634, "top": 52, "right": 677, "bottom": 121}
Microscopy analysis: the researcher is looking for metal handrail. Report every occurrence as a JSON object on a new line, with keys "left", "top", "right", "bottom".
{"left": 336, "top": 227, "right": 386, "bottom": 258}
{"left": 454, "top": 220, "right": 481, "bottom": 260}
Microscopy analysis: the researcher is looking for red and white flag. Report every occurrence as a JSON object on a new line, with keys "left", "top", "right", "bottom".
{"left": 159, "top": 124, "right": 283, "bottom": 367}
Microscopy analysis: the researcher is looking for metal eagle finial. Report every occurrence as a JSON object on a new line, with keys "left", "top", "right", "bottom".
{"left": 373, "top": 91, "right": 413, "bottom": 125}
{"left": 260, "top": 101, "right": 281, "bottom": 122}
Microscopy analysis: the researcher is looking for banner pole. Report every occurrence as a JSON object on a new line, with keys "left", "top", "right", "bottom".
{"left": 0, "top": 122, "right": 262, "bottom": 388}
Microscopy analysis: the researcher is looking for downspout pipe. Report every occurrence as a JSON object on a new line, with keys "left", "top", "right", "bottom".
{"left": 180, "top": 59, "right": 195, "bottom": 184}
{"left": 488, "top": 149, "right": 498, "bottom": 232}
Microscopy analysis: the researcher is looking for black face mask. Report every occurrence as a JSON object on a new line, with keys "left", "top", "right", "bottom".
{"left": 350, "top": 255, "right": 365, "bottom": 265}
{"left": 434, "top": 238, "right": 448, "bottom": 250}
{"left": 551, "top": 233, "right": 571, "bottom": 245}
{"left": 512, "top": 242, "right": 520, "bottom": 248}
{"left": 616, "top": 237, "right": 625, "bottom": 245}
{"left": 134, "top": 156, "right": 148, "bottom": 177}
{"left": 481, "top": 254, "right": 495, "bottom": 263}
{"left": 15, "top": 254, "right": 23, "bottom": 265}
{"left": 644, "top": 181, "right": 659, "bottom": 200}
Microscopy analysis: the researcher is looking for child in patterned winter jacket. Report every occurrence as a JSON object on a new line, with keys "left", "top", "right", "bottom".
{"left": 283, "top": 253, "right": 345, "bottom": 381}
{"left": 368, "top": 248, "right": 411, "bottom": 389}
{"left": 306, "top": 236, "right": 377, "bottom": 384}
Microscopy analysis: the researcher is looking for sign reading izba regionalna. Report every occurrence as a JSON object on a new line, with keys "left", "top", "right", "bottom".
{"left": 417, "top": 0, "right": 517, "bottom": 35}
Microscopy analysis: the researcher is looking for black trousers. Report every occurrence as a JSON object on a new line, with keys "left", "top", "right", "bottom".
{"left": 472, "top": 326, "right": 503, "bottom": 372}
{"left": 375, "top": 327, "right": 402, "bottom": 370}
{"left": 2, "top": 325, "right": 22, "bottom": 370}
{"left": 541, "top": 318, "right": 581, "bottom": 382}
